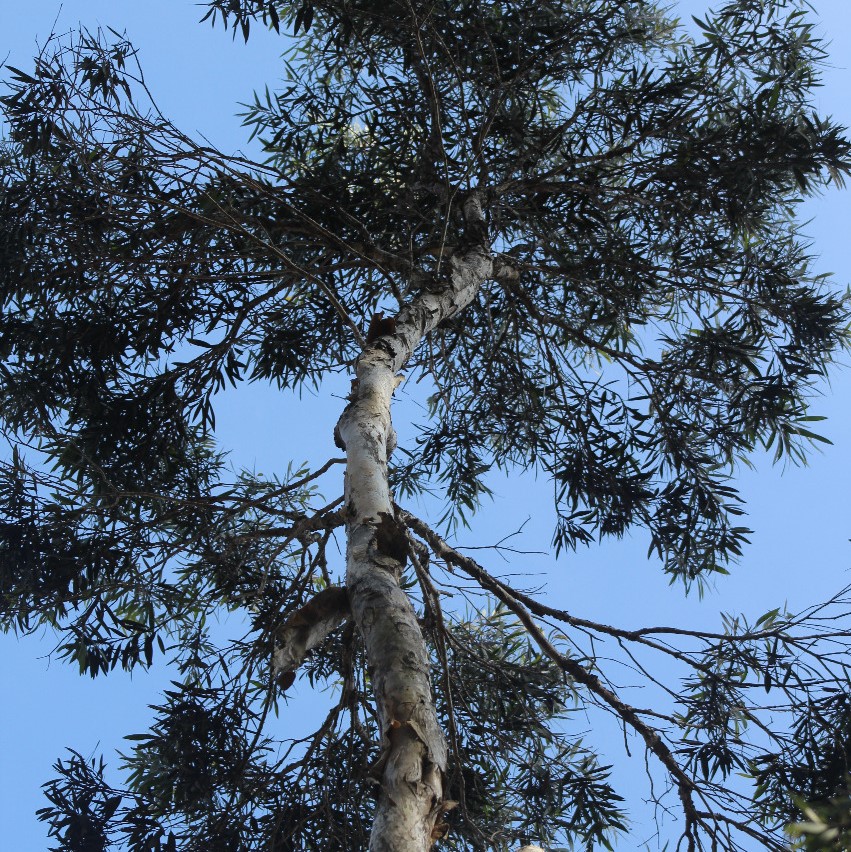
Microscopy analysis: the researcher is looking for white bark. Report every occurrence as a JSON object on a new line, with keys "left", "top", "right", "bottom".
{"left": 336, "top": 195, "right": 492, "bottom": 851}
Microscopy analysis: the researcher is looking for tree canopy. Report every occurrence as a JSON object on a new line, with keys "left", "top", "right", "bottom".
{"left": 2, "top": 1, "right": 851, "bottom": 850}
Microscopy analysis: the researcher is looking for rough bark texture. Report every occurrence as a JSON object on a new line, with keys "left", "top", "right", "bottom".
{"left": 336, "top": 195, "right": 492, "bottom": 852}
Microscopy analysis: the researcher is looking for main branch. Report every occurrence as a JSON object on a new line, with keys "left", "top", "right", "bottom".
{"left": 336, "top": 194, "right": 492, "bottom": 851}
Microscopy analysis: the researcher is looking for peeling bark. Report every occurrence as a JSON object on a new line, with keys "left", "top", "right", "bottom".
{"left": 271, "top": 586, "right": 350, "bottom": 687}
{"left": 335, "top": 194, "right": 492, "bottom": 851}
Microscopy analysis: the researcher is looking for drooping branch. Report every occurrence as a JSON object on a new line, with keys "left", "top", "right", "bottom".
{"left": 399, "top": 508, "right": 738, "bottom": 852}
{"left": 401, "top": 505, "right": 851, "bottom": 849}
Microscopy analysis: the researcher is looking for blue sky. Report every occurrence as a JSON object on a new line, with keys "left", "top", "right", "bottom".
{"left": 2, "top": 1, "right": 851, "bottom": 849}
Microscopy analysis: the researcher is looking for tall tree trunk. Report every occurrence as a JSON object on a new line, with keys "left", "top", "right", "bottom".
{"left": 336, "top": 195, "right": 492, "bottom": 851}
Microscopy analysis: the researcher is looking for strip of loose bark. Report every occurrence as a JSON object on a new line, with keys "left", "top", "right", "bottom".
{"left": 272, "top": 586, "right": 351, "bottom": 689}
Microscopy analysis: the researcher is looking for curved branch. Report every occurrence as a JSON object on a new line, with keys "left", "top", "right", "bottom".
{"left": 399, "top": 508, "right": 708, "bottom": 850}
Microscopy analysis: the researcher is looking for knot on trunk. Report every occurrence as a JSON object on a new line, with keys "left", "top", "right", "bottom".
{"left": 373, "top": 511, "right": 409, "bottom": 566}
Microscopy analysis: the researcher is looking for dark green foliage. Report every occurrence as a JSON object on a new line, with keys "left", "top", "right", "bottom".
{"left": 786, "top": 783, "right": 851, "bottom": 850}
{"left": 38, "top": 753, "right": 121, "bottom": 852}
{"left": 754, "top": 689, "right": 851, "bottom": 824}
{"left": 436, "top": 610, "right": 626, "bottom": 850}
{"left": 3, "top": 4, "right": 849, "bottom": 578}
{"left": 3, "top": 0, "right": 851, "bottom": 850}
{"left": 124, "top": 684, "right": 259, "bottom": 810}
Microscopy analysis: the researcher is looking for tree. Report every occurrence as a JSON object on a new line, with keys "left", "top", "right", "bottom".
{"left": 2, "top": 0, "right": 851, "bottom": 849}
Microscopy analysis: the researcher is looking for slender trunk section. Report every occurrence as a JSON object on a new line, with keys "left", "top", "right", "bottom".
{"left": 335, "top": 195, "right": 491, "bottom": 851}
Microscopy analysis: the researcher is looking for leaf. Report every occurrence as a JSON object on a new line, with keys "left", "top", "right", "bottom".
{"left": 756, "top": 608, "right": 780, "bottom": 628}
{"left": 5, "top": 65, "right": 38, "bottom": 84}
{"left": 691, "top": 15, "right": 715, "bottom": 33}
{"left": 101, "top": 794, "right": 122, "bottom": 821}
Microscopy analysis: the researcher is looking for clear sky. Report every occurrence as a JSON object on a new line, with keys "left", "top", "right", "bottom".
{"left": 2, "top": 2, "right": 851, "bottom": 850}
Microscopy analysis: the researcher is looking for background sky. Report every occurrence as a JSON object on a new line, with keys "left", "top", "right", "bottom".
{"left": 2, "top": 1, "right": 851, "bottom": 849}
